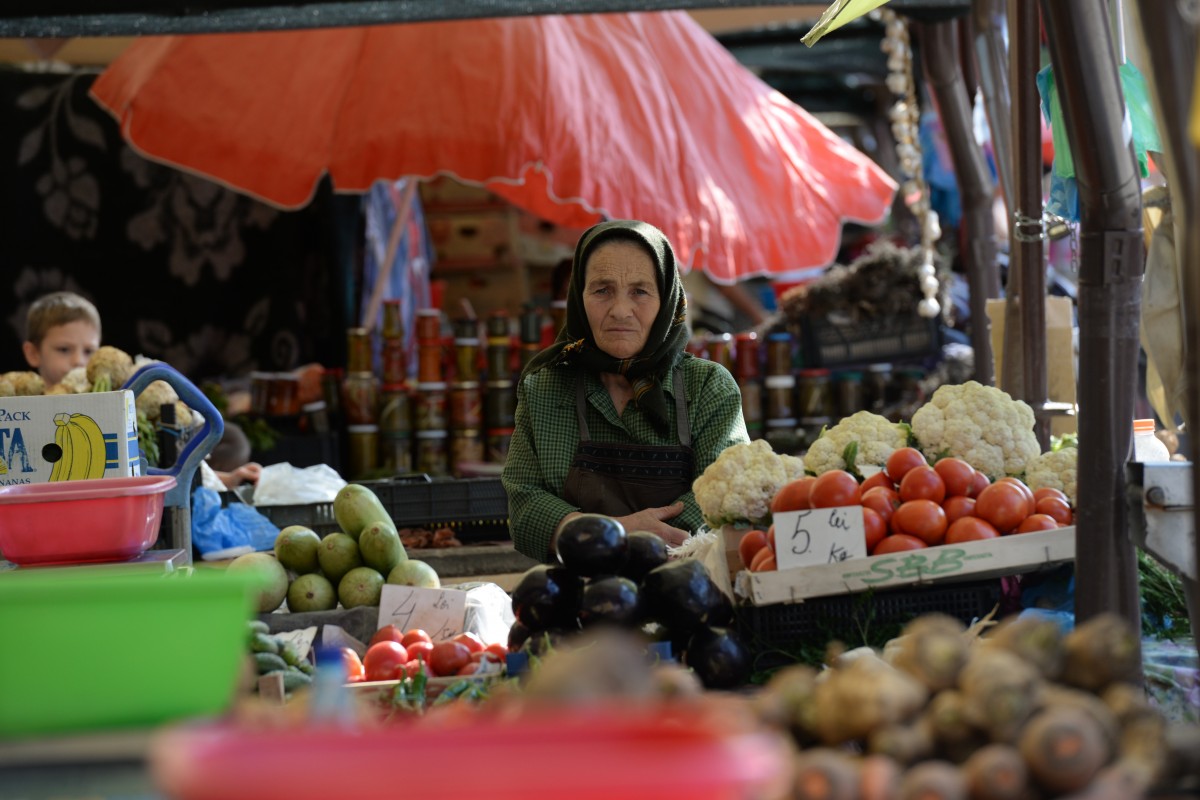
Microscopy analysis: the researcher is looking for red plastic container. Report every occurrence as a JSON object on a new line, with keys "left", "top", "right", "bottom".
{"left": 0, "top": 475, "right": 177, "bottom": 566}
{"left": 150, "top": 705, "right": 792, "bottom": 800}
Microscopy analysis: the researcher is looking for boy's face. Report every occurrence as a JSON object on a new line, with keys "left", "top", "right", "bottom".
{"left": 23, "top": 320, "right": 100, "bottom": 388}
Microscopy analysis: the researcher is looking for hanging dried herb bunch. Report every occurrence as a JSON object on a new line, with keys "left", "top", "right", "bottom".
{"left": 776, "top": 240, "right": 952, "bottom": 328}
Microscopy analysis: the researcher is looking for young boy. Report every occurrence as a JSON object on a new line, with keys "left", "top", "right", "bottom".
{"left": 23, "top": 291, "right": 260, "bottom": 488}
{"left": 22, "top": 291, "right": 101, "bottom": 391}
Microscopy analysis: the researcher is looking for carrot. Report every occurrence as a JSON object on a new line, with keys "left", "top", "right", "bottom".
{"left": 1017, "top": 706, "right": 1112, "bottom": 795}
{"left": 1060, "top": 613, "right": 1142, "bottom": 692}
{"left": 897, "top": 760, "right": 968, "bottom": 800}
{"left": 885, "top": 614, "right": 969, "bottom": 693}
{"left": 857, "top": 754, "right": 901, "bottom": 800}
{"left": 791, "top": 748, "right": 861, "bottom": 800}
{"left": 958, "top": 649, "right": 1042, "bottom": 743}
{"left": 961, "top": 744, "right": 1029, "bottom": 800}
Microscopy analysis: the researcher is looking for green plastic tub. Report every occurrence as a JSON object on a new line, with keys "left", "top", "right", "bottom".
{"left": 0, "top": 567, "right": 259, "bottom": 738}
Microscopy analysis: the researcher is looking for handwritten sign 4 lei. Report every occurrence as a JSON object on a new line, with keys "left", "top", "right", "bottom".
{"left": 773, "top": 506, "right": 869, "bottom": 571}
{"left": 378, "top": 585, "right": 468, "bottom": 642}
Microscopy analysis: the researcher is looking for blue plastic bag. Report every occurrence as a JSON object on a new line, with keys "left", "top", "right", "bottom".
{"left": 191, "top": 485, "right": 279, "bottom": 556}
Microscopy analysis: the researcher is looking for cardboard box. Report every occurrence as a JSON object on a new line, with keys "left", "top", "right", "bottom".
{"left": 0, "top": 391, "right": 141, "bottom": 485}
{"left": 738, "top": 527, "right": 1075, "bottom": 606}
{"left": 986, "top": 296, "right": 1077, "bottom": 437}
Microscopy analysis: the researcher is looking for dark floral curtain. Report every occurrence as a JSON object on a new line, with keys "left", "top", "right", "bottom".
{"left": 0, "top": 67, "right": 350, "bottom": 382}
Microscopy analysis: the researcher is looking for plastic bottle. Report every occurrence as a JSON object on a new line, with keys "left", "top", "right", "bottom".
{"left": 1132, "top": 419, "right": 1170, "bottom": 462}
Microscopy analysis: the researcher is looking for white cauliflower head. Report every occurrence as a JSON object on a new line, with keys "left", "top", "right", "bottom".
{"left": 136, "top": 380, "right": 180, "bottom": 421}
{"left": 804, "top": 410, "right": 909, "bottom": 476}
{"left": 1025, "top": 446, "right": 1078, "bottom": 506}
{"left": 86, "top": 346, "right": 135, "bottom": 391}
{"left": 58, "top": 366, "right": 92, "bottom": 394}
{"left": 4, "top": 371, "right": 45, "bottom": 396}
{"left": 910, "top": 381, "right": 1041, "bottom": 479}
{"left": 692, "top": 439, "right": 806, "bottom": 528}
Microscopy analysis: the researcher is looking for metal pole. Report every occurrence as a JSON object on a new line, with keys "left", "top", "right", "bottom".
{"left": 971, "top": 0, "right": 1015, "bottom": 227}
{"left": 920, "top": 19, "right": 998, "bottom": 386}
{"left": 1010, "top": 0, "right": 1049, "bottom": 449}
{"left": 1040, "top": 0, "right": 1145, "bottom": 634}
{"left": 1131, "top": 0, "right": 1200, "bottom": 647}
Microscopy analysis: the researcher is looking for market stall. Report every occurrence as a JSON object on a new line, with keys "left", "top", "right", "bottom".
{"left": 2, "top": 1, "right": 1199, "bottom": 798}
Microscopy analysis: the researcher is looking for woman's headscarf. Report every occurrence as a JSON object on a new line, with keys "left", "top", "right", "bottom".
{"left": 522, "top": 220, "right": 689, "bottom": 434}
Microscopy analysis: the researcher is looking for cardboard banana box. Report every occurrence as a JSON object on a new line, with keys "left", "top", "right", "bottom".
{"left": 0, "top": 391, "right": 141, "bottom": 485}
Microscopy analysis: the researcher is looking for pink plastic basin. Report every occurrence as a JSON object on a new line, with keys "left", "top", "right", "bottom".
{"left": 0, "top": 475, "right": 177, "bottom": 566}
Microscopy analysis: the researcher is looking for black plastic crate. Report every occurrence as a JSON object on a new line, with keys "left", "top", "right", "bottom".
{"left": 800, "top": 314, "right": 941, "bottom": 368}
{"left": 253, "top": 476, "right": 509, "bottom": 544}
{"left": 735, "top": 579, "right": 1002, "bottom": 666}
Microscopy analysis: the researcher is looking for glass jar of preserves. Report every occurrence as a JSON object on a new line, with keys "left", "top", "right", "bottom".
{"left": 797, "top": 368, "right": 834, "bottom": 423}
{"left": 485, "top": 380, "right": 517, "bottom": 430}
{"left": 450, "top": 429, "right": 485, "bottom": 474}
{"left": 380, "top": 431, "right": 412, "bottom": 474}
{"left": 414, "top": 382, "right": 448, "bottom": 431}
{"left": 383, "top": 299, "right": 405, "bottom": 339}
{"left": 738, "top": 378, "right": 763, "bottom": 440}
{"left": 734, "top": 332, "right": 759, "bottom": 379}
{"left": 415, "top": 308, "right": 442, "bottom": 342}
{"left": 764, "top": 375, "right": 796, "bottom": 421}
{"left": 454, "top": 337, "right": 481, "bottom": 382}
{"left": 833, "top": 371, "right": 865, "bottom": 418}
{"left": 379, "top": 385, "right": 411, "bottom": 435}
{"left": 346, "top": 424, "right": 379, "bottom": 479}
{"left": 486, "top": 427, "right": 514, "bottom": 463}
{"left": 706, "top": 333, "right": 734, "bottom": 372}
{"left": 765, "top": 332, "right": 793, "bottom": 376}
{"left": 415, "top": 429, "right": 450, "bottom": 476}
{"left": 449, "top": 382, "right": 483, "bottom": 430}
{"left": 865, "top": 363, "right": 893, "bottom": 413}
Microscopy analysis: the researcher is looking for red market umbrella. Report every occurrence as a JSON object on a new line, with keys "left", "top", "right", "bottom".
{"left": 91, "top": 12, "right": 897, "bottom": 284}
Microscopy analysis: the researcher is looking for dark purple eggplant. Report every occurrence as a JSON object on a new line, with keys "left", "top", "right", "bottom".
{"left": 684, "top": 626, "right": 752, "bottom": 690}
{"left": 556, "top": 513, "right": 628, "bottom": 577}
{"left": 510, "top": 564, "right": 582, "bottom": 629}
{"left": 507, "top": 619, "right": 533, "bottom": 651}
{"left": 578, "top": 575, "right": 641, "bottom": 628}
{"left": 640, "top": 559, "right": 732, "bottom": 636}
{"left": 620, "top": 530, "right": 669, "bottom": 583}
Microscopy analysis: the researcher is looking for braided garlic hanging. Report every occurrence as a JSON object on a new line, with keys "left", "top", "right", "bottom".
{"left": 877, "top": 8, "right": 942, "bottom": 319}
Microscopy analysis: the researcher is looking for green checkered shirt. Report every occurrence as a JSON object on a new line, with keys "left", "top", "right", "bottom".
{"left": 502, "top": 354, "right": 749, "bottom": 560}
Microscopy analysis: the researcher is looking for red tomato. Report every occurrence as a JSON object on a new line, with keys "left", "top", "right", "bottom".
{"left": 997, "top": 477, "right": 1036, "bottom": 517}
{"left": 766, "top": 525, "right": 776, "bottom": 552}
{"left": 363, "top": 641, "right": 409, "bottom": 682}
{"left": 933, "top": 457, "right": 976, "bottom": 498}
{"left": 340, "top": 647, "right": 365, "bottom": 682}
{"left": 368, "top": 624, "right": 406, "bottom": 648}
{"left": 899, "top": 465, "right": 947, "bottom": 505}
{"left": 401, "top": 659, "right": 426, "bottom": 679}
{"left": 401, "top": 629, "right": 433, "bottom": 648}
{"left": 458, "top": 662, "right": 484, "bottom": 676}
{"left": 861, "top": 486, "right": 901, "bottom": 525}
{"left": 404, "top": 640, "right": 434, "bottom": 664}
{"left": 810, "top": 470, "right": 862, "bottom": 508}
{"left": 738, "top": 529, "right": 770, "bottom": 569}
{"left": 860, "top": 471, "right": 895, "bottom": 494}
{"left": 872, "top": 534, "right": 929, "bottom": 554}
{"left": 974, "top": 482, "right": 1030, "bottom": 533}
{"left": 1033, "top": 487, "right": 1070, "bottom": 505}
{"left": 468, "top": 650, "right": 501, "bottom": 664}
{"left": 942, "top": 495, "right": 977, "bottom": 524}
{"left": 750, "top": 546, "right": 777, "bottom": 572}
{"left": 484, "top": 643, "right": 509, "bottom": 662}
{"left": 453, "top": 632, "right": 486, "bottom": 654}
{"left": 772, "top": 476, "right": 816, "bottom": 514}
{"left": 1035, "top": 496, "right": 1073, "bottom": 526}
{"left": 944, "top": 516, "right": 1000, "bottom": 544}
{"left": 885, "top": 447, "right": 928, "bottom": 484}
{"left": 429, "top": 641, "right": 472, "bottom": 677}
{"left": 1016, "top": 514, "right": 1060, "bottom": 534}
{"left": 892, "top": 499, "right": 948, "bottom": 546}
{"left": 967, "top": 470, "right": 991, "bottom": 498}
{"left": 862, "top": 507, "right": 887, "bottom": 553}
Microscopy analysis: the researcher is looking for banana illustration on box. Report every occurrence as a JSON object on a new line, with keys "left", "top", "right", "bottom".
{"left": 48, "top": 412, "right": 109, "bottom": 481}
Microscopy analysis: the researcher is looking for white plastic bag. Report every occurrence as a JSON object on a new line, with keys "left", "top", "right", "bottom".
{"left": 252, "top": 462, "right": 347, "bottom": 506}
{"left": 453, "top": 582, "right": 517, "bottom": 646}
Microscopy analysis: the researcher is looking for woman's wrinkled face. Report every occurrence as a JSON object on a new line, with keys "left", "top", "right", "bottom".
{"left": 583, "top": 241, "right": 661, "bottom": 360}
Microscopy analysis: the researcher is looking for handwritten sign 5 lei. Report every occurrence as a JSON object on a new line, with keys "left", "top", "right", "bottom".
{"left": 378, "top": 585, "right": 468, "bottom": 642}
{"left": 773, "top": 506, "right": 868, "bottom": 571}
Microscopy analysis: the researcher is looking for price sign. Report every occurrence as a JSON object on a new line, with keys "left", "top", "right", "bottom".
{"left": 321, "top": 625, "right": 367, "bottom": 657}
{"left": 274, "top": 626, "right": 318, "bottom": 659}
{"left": 378, "top": 585, "right": 468, "bottom": 642}
{"left": 773, "top": 506, "right": 869, "bottom": 571}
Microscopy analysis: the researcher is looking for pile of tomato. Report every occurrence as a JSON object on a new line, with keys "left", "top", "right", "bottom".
{"left": 739, "top": 447, "right": 1074, "bottom": 572}
{"left": 341, "top": 625, "right": 510, "bottom": 683}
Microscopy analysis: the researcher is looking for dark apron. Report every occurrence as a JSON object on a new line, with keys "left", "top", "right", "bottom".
{"left": 561, "top": 369, "right": 695, "bottom": 518}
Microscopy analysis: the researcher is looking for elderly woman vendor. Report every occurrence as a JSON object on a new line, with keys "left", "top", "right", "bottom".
{"left": 503, "top": 220, "right": 749, "bottom": 560}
